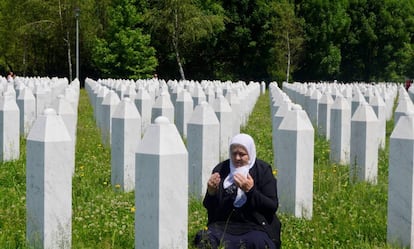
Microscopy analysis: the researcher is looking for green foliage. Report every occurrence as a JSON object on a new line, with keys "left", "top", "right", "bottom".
{"left": 145, "top": 0, "right": 225, "bottom": 79}
{"left": 267, "top": 0, "right": 304, "bottom": 83}
{"left": 91, "top": 0, "right": 157, "bottom": 79}
{"left": 209, "top": 0, "right": 282, "bottom": 82}
{"left": 297, "top": 0, "right": 351, "bottom": 81}
{"left": 0, "top": 0, "right": 413, "bottom": 81}
{"left": 320, "top": 43, "right": 342, "bottom": 77}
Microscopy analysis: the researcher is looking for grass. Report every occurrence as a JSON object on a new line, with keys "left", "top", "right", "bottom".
{"left": 0, "top": 87, "right": 400, "bottom": 248}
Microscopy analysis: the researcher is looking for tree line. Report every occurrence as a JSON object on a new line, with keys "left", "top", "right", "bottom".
{"left": 0, "top": 0, "right": 413, "bottom": 83}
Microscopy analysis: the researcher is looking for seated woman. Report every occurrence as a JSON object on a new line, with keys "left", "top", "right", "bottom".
{"left": 195, "top": 133, "right": 281, "bottom": 249}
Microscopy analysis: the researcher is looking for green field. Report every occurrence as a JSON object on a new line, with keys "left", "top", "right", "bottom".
{"left": 0, "top": 88, "right": 399, "bottom": 248}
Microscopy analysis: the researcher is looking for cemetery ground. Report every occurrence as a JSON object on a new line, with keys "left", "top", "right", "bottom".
{"left": 0, "top": 88, "right": 396, "bottom": 248}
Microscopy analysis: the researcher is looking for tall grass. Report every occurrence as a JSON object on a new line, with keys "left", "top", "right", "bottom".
{"left": 0, "top": 88, "right": 399, "bottom": 248}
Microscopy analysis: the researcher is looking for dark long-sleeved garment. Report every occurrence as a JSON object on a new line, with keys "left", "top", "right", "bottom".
{"left": 203, "top": 158, "right": 281, "bottom": 246}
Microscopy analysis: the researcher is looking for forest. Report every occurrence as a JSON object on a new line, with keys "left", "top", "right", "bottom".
{"left": 0, "top": 0, "right": 413, "bottom": 84}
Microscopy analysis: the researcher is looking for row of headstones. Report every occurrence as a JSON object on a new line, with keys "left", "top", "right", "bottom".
{"left": 24, "top": 77, "right": 264, "bottom": 248}
{"left": 0, "top": 76, "right": 80, "bottom": 249}
{"left": 0, "top": 76, "right": 79, "bottom": 162}
{"left": 86, "top": 77, "right": 264, "bottom": 139}
{"left": 84, "top": 77, "right": 263, "bottom": 195}
{"left": 275, "top": 81, "right": 414, "bottom": 248}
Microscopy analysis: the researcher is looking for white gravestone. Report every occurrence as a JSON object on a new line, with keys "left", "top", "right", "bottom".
{"left": 317, "top": 92, "right": 334, "bottom": 139}
{"left": 187, "top": 101, "right": 220, "bottom": 198}
{"left": 115, "top": 83, "right": 127, "bottom": 100}
{"left": 51, "top": 95, "right": 77, "bottom": 174}
{"left": 350, "top": 102, "right": 379, "bottom": 184}
{"left": 303, "top": 87, "right": 314, "bottom": 116}
{"left": 212, "top": 95, "right": 233, "bottom": 160}
{"left": 124, "top": 85, "right": 137, "bottom": 100}
{"left": 277, "top": 105, "right": 314, "bottom": 219}
{"left": 175, "top": 90, "right": 193, "bottom": 138}
{"left": 26, "top": 108, "right": 73, "bottom": 249}
{"left": 387, "top": 114, "right": 414, "bottom": 248}
{"left": 309, "top": 89, "right": 322, "bottom": 125}
{"left": 17, "top": 87, "right": 36, "bottom": 136}
{"left": 89, "top": 83, "right": 100, "bottom": 117}
{"left": 151, "top": 91, "right": 174, "bottom": 124}
{"left": 34, "top": 85, "right": 48, "bottom": 118}
{"left": 135, "top": 116, "right": 188, "bottom": 249}
{"left": 369, "top": 93, "right": 386, "bottom": 149}
{"left": 111, "top": 97, "right": 141, "bottom": 192}
{"left": 192, "top": 85, "right": 206, "bottom": 109}
{"left": 135, "top": 88, "right": 153, "bottom": 135}
{"left": 261, "top": 81, "right": 266, "bottom": 94}
{"left": 170, "top": 84, "right": 182, "bottom": 106}
{"left": 225, "top": 90, "right": 241, "bottom": 136}
{"left": 0, "top": 93, "right": 20, "bottom": 161}
{"left": 64, "top": 87, "right": 79, "bottom": 114}
{"left": 101, "top": 90, "right": 120, "bottom": 146}
{"left": 52, "top": 95, "right": 77, "bottom": 146}
{"left": 205, "top": 86, "right": 216, "bottom": 105}
{"left": 95, "top": 86, "right": 109, "bottom": 129}
{"left": 272, "top": 101, "right": 293, "bottom": 169}
{"left": 351, "top": 89, "right": 366, "bottom": 116}
{"left": 394, "top": 96, "right": 414, "bottom": 127}
{"left": 329, "top": 95, "right": 351, "bottom": 164}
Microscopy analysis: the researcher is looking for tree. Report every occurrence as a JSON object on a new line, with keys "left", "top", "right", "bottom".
{"left": 267, "top": 0, "right": 304, "bottom": 83}
{"left": 296, "top": 0, "right": 350, "bottom": 81}
{"left": 146, "top": 0, "right": 225, "bottom": 80}
{"left": 92, "top": 0, "right": 157, "bottom": 79}
{"left": 374, "top": 0, "right": 414, "bottom": 81}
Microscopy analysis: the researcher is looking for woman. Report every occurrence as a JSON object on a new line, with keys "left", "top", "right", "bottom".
{"left": 195, "top": 133, "right": 281, "bottom": 249}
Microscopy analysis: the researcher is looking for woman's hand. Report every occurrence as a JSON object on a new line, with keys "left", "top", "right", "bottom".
{"left": 207, "top": 172, "right": 221, "bottom": 196}
{"left": 234, "top": 173, "right": 254, "bottom": 192}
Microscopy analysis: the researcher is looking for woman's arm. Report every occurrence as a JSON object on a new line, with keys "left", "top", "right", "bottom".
{"left": 245, "top": 161, "right": 278, "bottom": 213}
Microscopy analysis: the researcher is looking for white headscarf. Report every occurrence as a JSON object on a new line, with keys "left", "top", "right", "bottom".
{"left": 223, "top": 133, "right": 256, "bottom": 207}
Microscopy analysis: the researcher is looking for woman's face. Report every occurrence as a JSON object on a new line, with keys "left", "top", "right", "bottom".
{"left": 230, "top": 144, "right": 250, "bottom": 167}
